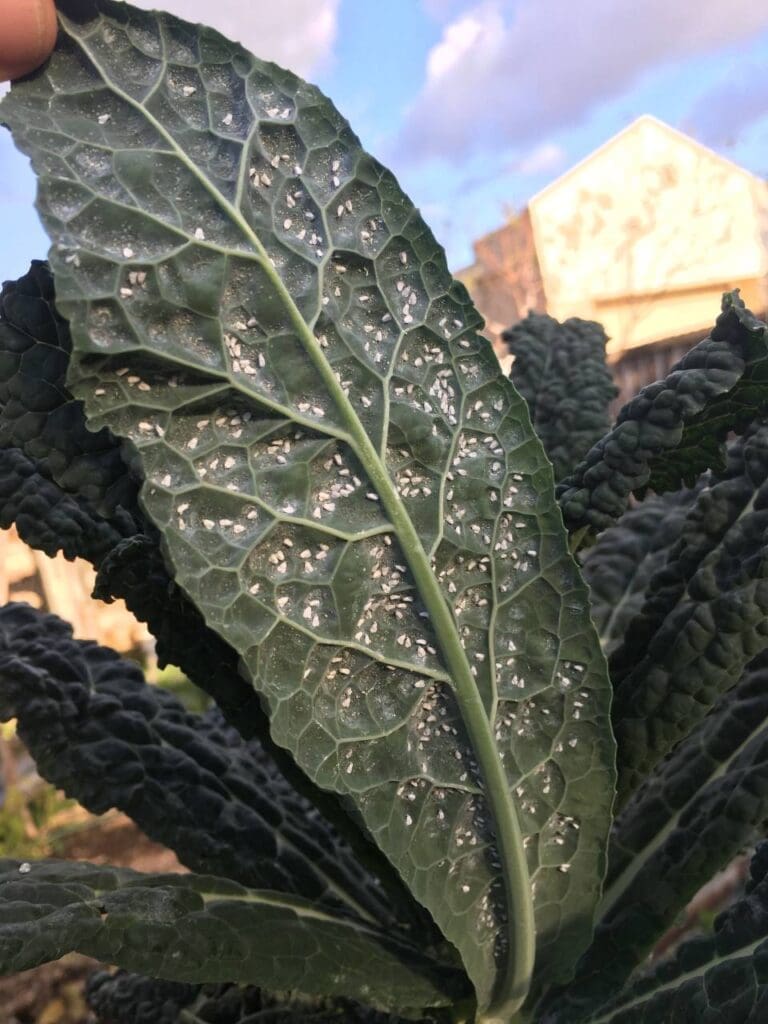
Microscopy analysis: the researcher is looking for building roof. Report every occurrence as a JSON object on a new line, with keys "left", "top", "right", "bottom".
{"left": 529, "top": 114, "right": 764, "bottom": 206}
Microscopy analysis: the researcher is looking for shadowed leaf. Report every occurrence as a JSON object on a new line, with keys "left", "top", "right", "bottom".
{"left": 504, "top": 312, "right": 616, "bottom": 482}
{"left": 0, "top": 859, "right": 461, "bottom": 1014}
{"left": 539, "top": 841, "right": 768, "bottom": 1023}
{"left": 609, "top": 420, "right": 768, "bottom": 806}
{"left": 558, "top": 293, "right": 768, "bottom": 536}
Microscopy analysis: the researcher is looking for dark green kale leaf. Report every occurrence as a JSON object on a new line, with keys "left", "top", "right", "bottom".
{"left": 0, "top": 445, "right": 134, "bottom": 565}
{"left": 0, "top": 858, "right": 461, "bottom": 1014}
{"left": 539, "top": 841, "right": 768, "bottom": 1023}
{"left": 537, "top": 648, "right": 768, "bottom": 1020}
{"left": 558, "top": 292, "right": 768, "bottom": 535}
{"left": 609, "top": 419, "right": 768, "bottom": 805}
{"left": 0, "top": 260, "right": 141, "bottom": 524}
{"left": 85, "top": 971, "right": 446, "bottom": 1024}
{"left": 0, "top": 601, "right": 415, "bottom": 934}
{"left": 580, "top": 488, "right": 698, "bottom": 654}
{"left": 86, "top": 971, "right": 198, "bottom": 1024}
{"left": 504, "top": 312, "right": 617, "bottom": 481}
{"left": 0, "top": 1, "right": 616, "bottom": 1013}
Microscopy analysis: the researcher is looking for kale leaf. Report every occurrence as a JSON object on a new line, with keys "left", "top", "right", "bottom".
{"left": 504, "top": 312, "right": 616, "bottom": 482}
{"left": 558, "top": 292, "right": 768, "bottom": 535}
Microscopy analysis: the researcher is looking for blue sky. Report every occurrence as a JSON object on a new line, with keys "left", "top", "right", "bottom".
{"left": 3, "top": 0, "right": 768, "bottom": 281}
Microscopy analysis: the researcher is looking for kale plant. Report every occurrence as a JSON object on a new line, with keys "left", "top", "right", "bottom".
{"left": 0, "top": 2, "right": 767, "bottom": 1022}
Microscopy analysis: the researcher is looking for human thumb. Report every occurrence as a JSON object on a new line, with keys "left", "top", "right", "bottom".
{"left": 0, "top": 0, "right": 57, "bottom": 83}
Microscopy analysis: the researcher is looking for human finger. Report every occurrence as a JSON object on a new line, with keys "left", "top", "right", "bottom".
{"left": 0, "top": 0, "right": 57, "bottom": 83}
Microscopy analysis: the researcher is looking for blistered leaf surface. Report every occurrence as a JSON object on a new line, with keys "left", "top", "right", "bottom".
{"left": 581, "top": 489, "right": 698, "bottom": 655}
{"left": 610, "top": 421, "right": 768, "bottom": 804}
{"left": 541, "top": 648, "right": 768, "bottom": 1018}
{"left": 0, "top": 2, "right": 615, "bottom": 1015}
{"left": 85, "top": 969, "right": 443, "bottom": 1024}
{"left": 0, "top": 445, "right": 133, "bottom": 564}
{"left": 0, "top": 260, "right": 141, "bottom": 522}
{"left": 558, "top": 293, "right": 768, "bottom": 535}
{"left": 540, "top": 842, "right": 768, "bottom": 1023}
{"left": 504, "top": 313, "right": 616, "bottom": 482}
{"left": 0, "top": 602, "right": 402, "bottom": 931}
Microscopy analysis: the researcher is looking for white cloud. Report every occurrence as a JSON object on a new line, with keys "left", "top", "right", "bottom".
{"left": 130, "top": 0, "right": 340, "bottom": 77}
{"left": 425, "top": 6, "right": 504, "bottom": 82}
{"left": 513, "top": 141, "right": 565, "bottom": 176}
{"left": 397, "top": 0, "right": 768, "bottom": 164}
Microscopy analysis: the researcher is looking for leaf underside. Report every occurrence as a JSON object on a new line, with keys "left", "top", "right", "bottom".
{"left": 0, "top": 859, "right": 457, "bottom": 1014}
{"left": 0, "top": 262, "right": 420, "bottom": 905}
{"left": 0, "top": 1, "right": 614, "bottom": 1015}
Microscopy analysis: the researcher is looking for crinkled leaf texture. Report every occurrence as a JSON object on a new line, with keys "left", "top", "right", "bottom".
{"left": 0, "top": 445, "right": 134, "bottom": 563}
{"left": 0, "top": 859, "right": 459, "bottom": 1014}
{"left": 541, "top": 425, "right": 768, "bottom": 1015}
{"left": 0, "top": 1, "right": 615, "bottom": 1017}
{"left": 540, "top": 841, "right": 768, "bottom": 1023}
{"left": 538, "top": 647, "right": 768, "bottom": 1018}
{"left": 86, "top": 970, "right": 199, "bottom": 1024}
{"left": 0, "top": 601, "right": 408, "bottom": 933}
{"left": 503, "top": 312, "right": 616, "bottom": 482}
{"left": 558, "top": 292, "right": 768, "bottom": 535}
{"left": 0, "top": 259, "right": 141, "bottom": 523}
{"left": 581, "top": 488, "right": 700, "bottom": 656}
{"left": 607, "top": 420, "right": 768, "bottom": 805}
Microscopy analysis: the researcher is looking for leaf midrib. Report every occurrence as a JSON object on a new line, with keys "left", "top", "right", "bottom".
{"left": 58, "top": 10, "right": 535, "bottom": 1019}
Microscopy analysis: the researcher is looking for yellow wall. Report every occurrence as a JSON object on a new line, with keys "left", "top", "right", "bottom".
{"left": 528, "top": 116, "right": 768, "bottom": 357}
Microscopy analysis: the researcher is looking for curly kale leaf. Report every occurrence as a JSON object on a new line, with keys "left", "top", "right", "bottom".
{"left": 540, "top": 841, "right": 768, "bottom": 1023}
{"left": 609, "top": 419, "right": 768, "bottom": 805}
{"left": 537, "top": 648, "right": 768, "bottom": 1019}
{"left": 558, "top": 292, "right": 768, "bottom": 535}
{"left": 581, "top": 487, "right": 701, "bottom": 655}
{"left": 86, "top": 971, "right": 198, "bottom": 1024}
{"left": 0, "top": 445, "right": 134, "bottom": 565}
{"left": 0, "top": 260, "right": 141, "bottom": 523}
{"left": 0, "top": 601, "right": 414, "bottom": 933}
{"left": 504, "top": 312, "right": 617, "bottom": 481}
